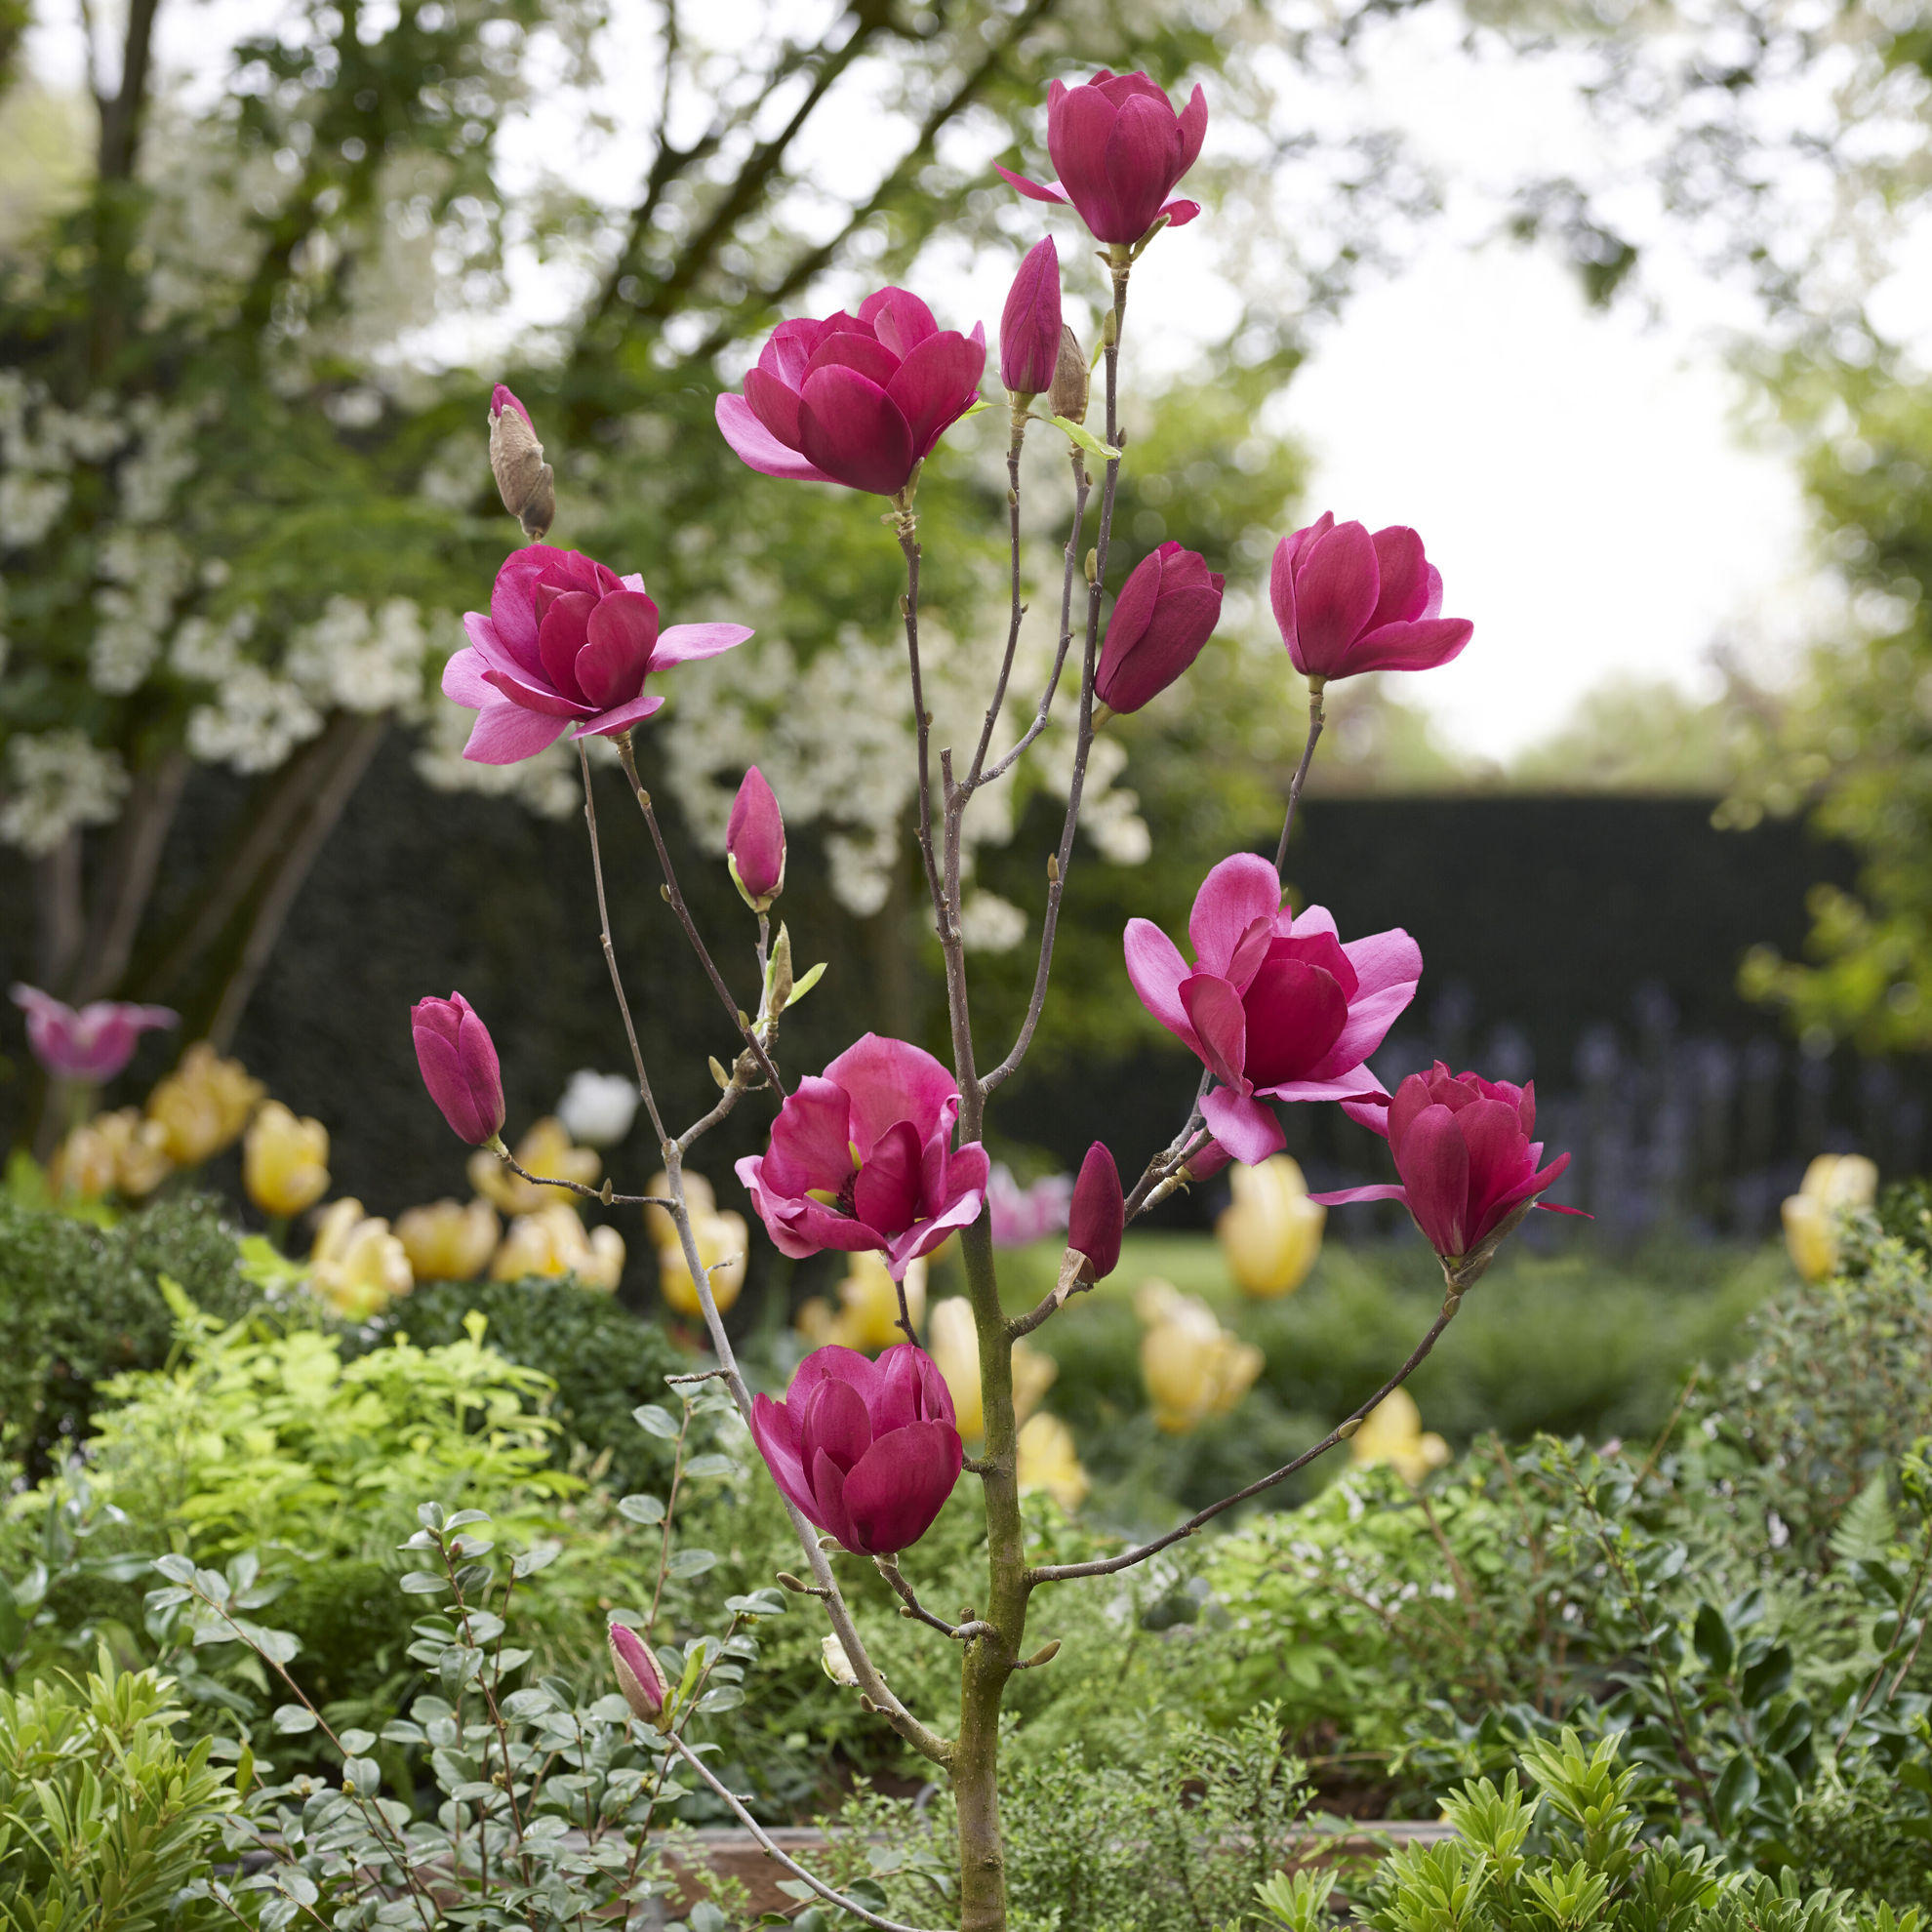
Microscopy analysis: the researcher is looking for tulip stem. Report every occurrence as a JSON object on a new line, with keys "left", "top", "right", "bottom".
{"left": 662, "top": 1735, "right": 947, "bottom": 1932}
{"left": 1272, "top": 678, "right": 1327, "bottom": 875}
{"left": 1027, "top": 1295, "right": 1465, "bottom": 1586}
{"left": 617, "top": 736, "right": 788, "bottom": 1098}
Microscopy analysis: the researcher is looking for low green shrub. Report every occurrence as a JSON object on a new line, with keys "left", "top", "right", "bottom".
{"left": 0, "top": 1652, "right": 238, "bottom": 1930}
{"left": 0, "top": 1193, "right": 258, "bottom": 1479}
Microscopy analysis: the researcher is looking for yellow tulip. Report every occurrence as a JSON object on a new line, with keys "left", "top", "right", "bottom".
{"left": 146, "top": 1043, "right": 264, "bottom": 1166}
{"left": 928, "top": 1297, "right": 1056, "bottom": 1441}
{"left": 795, "top": 1252, "right": 928, "bottom": 1352}
{"left": 643, "top": 1169, "right": 718, "bottom": 1252}
{"left": 310, "top": 1197, "right": 413, "bottom": 1320}
{"left": 395, "top": 1197, "right": 501, "bottom": 1281}
{"left": 659, "top": 1209, "right": 749, "bottom": 1315}
{"left": 51, "top": 1108, "right": 174, "bottom": 1200}
{"left": 1136, "top": 1279, "right": 1263, "bottom": 1432}
{"left": 243, "top": 1101, "right": 331, "bottom": 1217}
{"left": 468, "top": 1117, "right": 600, "bottom": 1215}
{"left": 1349, "top": 1389, "right": 1450, "bottom": 1485}
{"left": 1018, "top": 1413, "right": 1089, "bottom": 1511}
{"left": 1217, "top": 1155, "right": 1325, "bottom": 1299}
{"left": 1782, "top": 1151, "right": 1882, "bottom": 1282}
{"left": 492, "top": 1201, "right": 625, "bottom": 1290}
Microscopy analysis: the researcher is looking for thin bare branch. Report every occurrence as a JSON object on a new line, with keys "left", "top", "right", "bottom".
{"left": 1272, "top": 680, "right": 1327, "bottom": 874}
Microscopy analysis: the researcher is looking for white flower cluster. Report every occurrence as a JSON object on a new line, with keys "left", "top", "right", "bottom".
{"left": 91, "top": 529, "right": 193, "bottom": 694}
{"left": 0, "top": 372, "right": 121, "bottom": 551}
{"left": 0, "top": 730, "right": 129, "bottom": 857}
{"left": 285, "top": 595, "right": 430, "bottom": 714}
{"left": 185, "top": 667, "right": 324, "bottom": 773}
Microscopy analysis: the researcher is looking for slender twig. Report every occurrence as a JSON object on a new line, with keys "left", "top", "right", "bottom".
{"left": 875, "top": 1556, "right": 997, "bottom": 1644}
{"left": 615, "top": 736, "right": 787, "bottom": 1096}
{"left": 662, "top": 1736, "right": 947, "bottom": 1932}
{"left": 1271, "top": 680, "right": 1327, "bottom": 875}
{"left": 578, "top": 745, "right": 672, "bottom": 1147}
{"left": 896, "top": 504, "right": 947, "bottom": 924}
{"left": 980, "top": 454, "right": 1091, "bottom": 787}
{"left": 984, "top": 261, "right": 1133, "bottom": 1097}
{"left": 495, "top": 1148, "right": 668, "bottom": 1209}
{"left": 1029, "top": 1297, "right": 1465, "bottom": 1584}
{"left": 1634, "top": 1366, "right": 1701, "bottom": 1485}
{"left": 963, "top": 414, "right": 1032, "bottom": 791}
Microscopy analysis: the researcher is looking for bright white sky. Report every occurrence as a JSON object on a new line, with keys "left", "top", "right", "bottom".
{"left": 28, "top": 0, "right": 1907, "bottom": 763}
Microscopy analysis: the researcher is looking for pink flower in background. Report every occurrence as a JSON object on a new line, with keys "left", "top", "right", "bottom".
{"left": 995, "top": 71, "right": 1207, "bottom": 246}
{"left": 1123, "top": 853, "right": 1422, "bottom": 1167}
{"left": 749, "top": 1343, "right": 963, "bottom": 1553}
{"left": 727, "top": 766, "right": 786, "bottom": 910}
{"left": 1000, "top": 237, "right": 1063, "bottom": 398}
{"left": 1313, "top": 1063, "right": 1585, "bottom": 1259}
{"left": 444, "top": 545, "right": 752, "bottom": 765}
{"left": 736, "top": 1033, "right": 990, "bottom": 1279}
{"left": 1270, "top": 515, "right": 1472, "bottom": 682}
{"left": 1095, "top": 542, "right": 1224, "bottom": 714}
{"left": 716, "top": 288, "right": 986, "bottom": 497}
{"left": 986, "top": 1163, "right": 1073, "bottom": 1247}
{"left": 412, "top": 992, "right": 505, "bottom": 1147}
{"left": 10, "top": 985, "right": 177, "bottom": 1082}
{"left": 1067, "top": 1142, "right": 1124, "bottom": 1280}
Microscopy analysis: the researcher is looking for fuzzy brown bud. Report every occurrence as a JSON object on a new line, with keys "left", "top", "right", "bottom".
{"left": 1048, "top": 327, "right": 1089, "bottom": 424}
{"left": 488, "top": 384, "right": 555, "bottom": 541}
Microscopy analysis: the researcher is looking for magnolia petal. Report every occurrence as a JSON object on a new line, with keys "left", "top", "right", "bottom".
{"left": 1200, "top": 1087, "right": 1286, "bottom": 1166}
{"left": 841, "top": 1420, "right": 962, "bottom": 1554}
{"left": 716, "top": 392, "right": 838, "bottom": 483}
{"left": 886, "top": 327, "right": 987, "bottom": 460}
{"left": 991, "top": 163, "right": 1070, "bottom": 207}
{"left": 442, "top": 646, "right": 496, "bottom": 710}
{"left": 462, "top": 701, "right": 573, "bottom": 765}
{"left": 650, "top": 622, "right": 755, "bottom": 668}
{"left": 1397, "top": 1105, "right": 1470, "bottom": 1256}
{"left": 1187, "top": 852, "right": 1284, "bottom": 978}
{"left": 1181, "top": 974, "right": 1249, "bottom": 1091}
{"left": 853, "top": 1119, "right": 924, "bottom": 1236}
{"left": 823, "top": 1034, "right": 960, "bottom": 1162}
{"left": 1340, "top": 618, "right": 1474, "bottom": 676}
{"left": 761, "top": 1076, "right": 857, "bottom": 1197}
{"left": 798, "top": 366, "right": 916, "bottom": 497}
{"left": 574, "top": 692, "right": 666, "bottom": 738}
{"left": 1123, "top": 917, "right": 1196, "bottom": 1048}
{"left": 1308, "top": 1182, "right": 1409, "bottom": 1207}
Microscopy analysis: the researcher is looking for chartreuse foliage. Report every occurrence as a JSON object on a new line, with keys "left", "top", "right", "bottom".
{"left": 0, "top": 1653, "right": 237, "bottom": 1931}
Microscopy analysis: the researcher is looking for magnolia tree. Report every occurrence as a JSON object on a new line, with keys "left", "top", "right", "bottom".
{"left": 412, "top": 69, "right": 1580, "bottom": 1932}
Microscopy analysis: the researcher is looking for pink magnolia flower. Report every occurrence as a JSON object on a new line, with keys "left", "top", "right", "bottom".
{"left": 1095, "top": 542, "right": 1224, "bottom": 714}
{"left": 727, "top": 766, "right": 785, "bottom": 910}
{"left": 1312, "top": 1063, "right": 1585, "bottom": 1260}
{"left": 443, "top": 545, "right": 752, "bottom": 766}
{"left": 986, "top": 1163, "right": 1073, "bottom": 1247}
{"left": 715, "top": 288, "right": 986, "bottom": 498}
{"left": 412, "top": 992, "right": 505, "bottom": 1147}
{"left": 1067, "top": 1142, "right": 1124, "bottom": 1280}
{"left": 1124, "top": 853, "right": 1422, "bottom": 1167}
{"left": 750, "top": 1343, "right": 963, "bottom": 1553}
{"left": 995, "top": 71, "right": 1207, "bottom": 246}
{"left": 735, "top": 1034, "right": 990, "bottom": 1280}
{"left": 1270, "top": 515, "right": 1472, "bottom": 682}
{"left": 1000, "top": 237, "right": 1063, "bottom": 398}
{"left": 10, "top": 985, "right": 177, "bottom": 1082}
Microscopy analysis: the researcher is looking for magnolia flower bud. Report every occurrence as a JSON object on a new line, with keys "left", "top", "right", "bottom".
{"left": 488, "top": 384, "right": 555, "bottom": 541}
{"left": 727, "top": 766, "right": 785, "bottom": 911}
{"left": 1000, "top": 236, "right": 1062, "bottom": 400}
{"left": 609, "top": 1622, "right": 671, "bottom": 1726}
{"left": 821, "top": 1633, "right": 860, "bottom": 1686}
{"left": 1048, "top": 327, "right": 1089, "bottom": 424}
{"left": 412, "top": 992, "right": 505, "bottom": 1147}
{"left": 1066, "top": 1142, "right": 1123, "bottom": 1282}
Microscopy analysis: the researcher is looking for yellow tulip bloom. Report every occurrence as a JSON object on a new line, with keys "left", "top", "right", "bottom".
{"left": 243, "top": 1101, "right": 331, "bottom": 1217}
{"left": 468, "top": 1117, "right": 600, "bottom": 1215}
{"left": 658, "top": 1209, "right": 749, "bottom": 1315}
{"left": 1018, "top": 1413, "right": 1089, "bottom": 1511}
{"left": 928, "top": 1296, "right": 1056, "bottom": 1441}
{"left": 50, "top": 1107, "right": 173, "bottom": 1200}
{"left": 1136, "top": 1279, "right": 1263, "bottom": 1432}
{"left": 310, "top": 1197, "right": 413, "bottom": 1321}
{"left": 1217, "top": 1155, "right": 1325, "bottom": 1299}
{"left": 395, "top": 1197, "right": 501, "bottom": 1281}
{"left": 1349, "top": 1389, "right": 1450, "bottom": 1485}
{"left": 146, "top": 1043, "right": 264, "bottom": 1166}
{"left": 1782, "top": 1151, "right": 1882, "bottom": 1282}
{"left": 492, "top": 1202, "right": 625, "bottom": 1291}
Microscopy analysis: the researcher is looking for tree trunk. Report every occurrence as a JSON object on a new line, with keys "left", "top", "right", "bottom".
{"left": 75, "top": 747, "right": 189, "bottom": 1001}
{"left": 955, "top": 1212, "right": 1027, "bottom": 1932}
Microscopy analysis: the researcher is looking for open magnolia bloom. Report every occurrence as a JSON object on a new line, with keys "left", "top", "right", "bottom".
{"left": 1125, "top": 853, "right": 1421, "bottom": 1166}
{"left": 445, "top": 544, "right": 752, "bottom": 764}
{"left": 749, "top": 1344, "right": 963, "bottom": 1555}
{"left": 736, "top": 1034, "right": 989, "bottom": 1280}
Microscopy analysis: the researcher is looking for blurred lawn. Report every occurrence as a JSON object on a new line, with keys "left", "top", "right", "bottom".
{"left": 940, "top": 1231, "right": 1788, "bottom": 1535}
